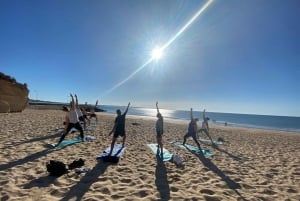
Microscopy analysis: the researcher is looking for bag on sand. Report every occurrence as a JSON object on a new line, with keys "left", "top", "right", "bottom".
{"left": 68, "top": 158, "right": 85, "bottom": 170}
{"left": 46, "top": 160, "right": 68, "bottom": 177}
{"left": 172, "top": 152, "right": 183, "bottom": 166}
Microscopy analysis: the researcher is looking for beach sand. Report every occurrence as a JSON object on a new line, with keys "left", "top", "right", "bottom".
{"left": 0, "top": 109, "right": 299, "bottom": 201}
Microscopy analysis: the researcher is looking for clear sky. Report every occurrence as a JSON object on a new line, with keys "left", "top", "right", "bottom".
{"left": 1, "top": 0, "right": 299, "bottom": 117}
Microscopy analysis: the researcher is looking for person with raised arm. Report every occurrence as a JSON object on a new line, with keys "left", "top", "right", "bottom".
{"left": 183, "top": 108, "right": 201, "bottom": 150}
{"left": 199, "top": 109, "right": 214, "bottom": 145}
{"left": 74, "top": 94, "right": 88, "bottom": 130}
{"left": 155, "top": 102, "right": 164, "bottom": 156}
{"left": 55, "top": 94, "right": 84, "bottom": 147}
{"left": 89, "top": 100, "right": 98, "bottom": 122}
{"left": 108, "top": 102, "right": 130, "bottom": 156}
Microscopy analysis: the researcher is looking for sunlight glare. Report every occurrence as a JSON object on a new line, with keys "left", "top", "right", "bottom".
{"left": 151, "top": 47, "right": 163, "bottom": 60}
{"left": 104, "top": 0, "right": 214, "bottom": 95}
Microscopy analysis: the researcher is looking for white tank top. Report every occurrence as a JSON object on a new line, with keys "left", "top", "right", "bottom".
{"left": 68, "top": 110, "right": 78, "bottom": 123}
{"left": 75, "top": 108, "right": 83, "bottom": 117}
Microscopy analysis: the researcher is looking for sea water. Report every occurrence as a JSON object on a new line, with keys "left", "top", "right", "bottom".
{"left": 99, "top": 105, "right": 300, "bottom": 133}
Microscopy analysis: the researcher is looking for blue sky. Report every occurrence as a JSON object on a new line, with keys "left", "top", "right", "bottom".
{"left": 1, "top": 0, "right": 299, "bottom": 117}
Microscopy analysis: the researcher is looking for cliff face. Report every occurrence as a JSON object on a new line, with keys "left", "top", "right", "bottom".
{"left": 0, "top": 73, "right": 29, "bottom": 113}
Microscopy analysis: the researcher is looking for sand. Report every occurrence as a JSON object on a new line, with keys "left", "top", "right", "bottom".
{"left": 0, "top": 109, "right": 299, "bottom": 201}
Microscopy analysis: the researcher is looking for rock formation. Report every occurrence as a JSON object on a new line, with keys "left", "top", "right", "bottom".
{"left": 0, "top": 72, "right": 29, "bottom": 113}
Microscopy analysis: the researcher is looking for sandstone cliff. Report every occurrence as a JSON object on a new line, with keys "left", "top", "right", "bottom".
{"left": 0, "top": 72, "right": 29, "bottom": 113}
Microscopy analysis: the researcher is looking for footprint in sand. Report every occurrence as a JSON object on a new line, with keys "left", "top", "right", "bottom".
{"left": 200, "top": 189, "right": 215, "bottom": 195}
{"left": 170, "top": 186, "right": 179, "bottom": 192}
{"left": 241, "top": 183, "right": 255, "bottom": 189}
{"left": 120, "top": 178, "right": 132, "bottom": 184}
{"left": 287, "top": 188, "right": 298, "bottom": 194}
{"left": 203, "top": 195, "right": 221, "bottom": 201}
{"left": 99, "top": 187, "right": 111, "bottom": 194}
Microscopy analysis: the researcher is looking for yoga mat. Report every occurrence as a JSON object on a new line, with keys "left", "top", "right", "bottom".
{"left": 49, "top": 135, "right": 95, "bottom": 149}
{"left": 97, "top": 144, "right": 126, "bottom": 159}
{"left": 147, "top": 144, "right": 173, "bottom": 161}
{"left": 199, "top": 138, "right": 224, "bottom": 145}
{"left": 85, "top": 127, "right": 95, "bottom": 131}
{"left": 172, "top": 142, "right": 213, "bottom": 157}
{"left": 49, "top": 138, "right": 81, "bottom": 149}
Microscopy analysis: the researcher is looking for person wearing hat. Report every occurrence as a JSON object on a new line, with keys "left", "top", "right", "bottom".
{"left": 183, "top": 108, "right": 201, "bottom": 150}
{"left": 199, "top": 109, "right": 214, "bottom": 145}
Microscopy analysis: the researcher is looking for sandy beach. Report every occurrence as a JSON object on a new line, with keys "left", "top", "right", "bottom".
{"left": 0, "top": 108, "right": 299, "bottom": 201}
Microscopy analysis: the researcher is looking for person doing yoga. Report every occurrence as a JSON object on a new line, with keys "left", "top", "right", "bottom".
{"left": 108, "top": 102, "right": 130, "bottom": 156}
{"left": 155, "top": 102, "right": 164, "bottom": 156}
{"left": 199, "top": 109, "right": 214, "bottom": 144}
{"left": 183, "top": 108, "right": 202, "bottom": 150}
{"left": 55, "top": 94, "right": 84, "bottom": 147}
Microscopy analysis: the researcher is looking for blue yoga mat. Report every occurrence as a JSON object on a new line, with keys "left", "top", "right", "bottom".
{"left": 49, "top": 138, "right": 81, "bottom": 149}
{"left": 49, "top": 135, "right": 95, "bottom": 149}
{"left": 199, "top": 138, "right": 224, "bottom": 145}
{"left": 97, "top": 144, "right": 126, "bottom": 159}
{"left": 172, "top": 142, "right": 213, "bottom": 157}
{"left": 147, "top": 144, "right": 173, "bottom": 161}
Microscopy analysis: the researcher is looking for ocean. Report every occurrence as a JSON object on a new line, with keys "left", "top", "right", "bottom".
{"left": 99, "top": 105, "right": 300, "bottom": 133}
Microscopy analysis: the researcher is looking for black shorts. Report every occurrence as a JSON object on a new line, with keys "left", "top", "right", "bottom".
{"left": 156, "top": 130, "right": 163, "bottom": 137}
{"left": 185, "top": 131, "right": 197, "bottom": 138}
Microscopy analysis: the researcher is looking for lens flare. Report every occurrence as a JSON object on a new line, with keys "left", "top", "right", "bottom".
{"left": 151, "top": 47, "right": 163, "bottom": 60}
{"left": 104, "top": 0, "right": 214, "bottom": 96}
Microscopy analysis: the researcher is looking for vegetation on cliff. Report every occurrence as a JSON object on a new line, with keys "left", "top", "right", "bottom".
{"left": 0, "top": 72, "right": 29, "bottom": 113}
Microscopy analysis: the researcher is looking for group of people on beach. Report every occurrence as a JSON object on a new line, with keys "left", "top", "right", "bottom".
{"left": 56, "top": 94, "right": 98, "bottom": 147}
{"left": 56, "top": 94, "right": 214, "bottom": 157}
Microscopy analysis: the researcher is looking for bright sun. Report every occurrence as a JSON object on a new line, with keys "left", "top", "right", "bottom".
{"left": 151, "top": 47, "right": 163, "bottom": 60}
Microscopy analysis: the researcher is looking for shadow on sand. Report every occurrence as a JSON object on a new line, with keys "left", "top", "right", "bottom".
{"left": 0, "top": 149, "right": 52, "bottom": 171}
{"left": 60, "top": 161, "right": 110, "bottom": 201}
{"left": 12, "top": 131, "right": 63, "bottom": 147}
{"left": 211, "top": 144, "right": 256, "bottom": 170}
{"left": 155, "top": 155, "right": 170, "bottom": 201}
{"left": 185, "top": 146, "right": 249, "bottom": 201}
{"left": 212, "top": 144, "right": 242, "bottom": 161}
{"left": 23, "top": 175, "right": 57, "bottom": 188}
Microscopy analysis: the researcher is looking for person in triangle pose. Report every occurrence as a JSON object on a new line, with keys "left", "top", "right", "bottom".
{"left": 183, "top": 108, "right": 201, "bottom": 150}
{"left": 199, "top": 109, "right": 214, "bottom": 145}
{"left": 108, "top": 102, "right": 130, "bottom": 156}
{"left": 55, "top": 94, "right": 84, "bottom": 147}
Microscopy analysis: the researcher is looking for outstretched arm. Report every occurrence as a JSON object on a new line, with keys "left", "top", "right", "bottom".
{"left": 203, "top": 109, "right": 206, "bottom": 120}
{"left": 156, "top": 101, "right": 160, "bottom": 113}
{"left": 95, "top": 100, "right": 98, "bottom": 107}
{"left": 75, "top": 94, "right": 79, "bottom": 108}
{"left": 125, "top": 102, "right": 130, "bottom": 114}
{"left": 190, "top": 108, "right": 193, "bottom": 121}
{"left": 70, "top": 94, "right": 75, "bottom": 109}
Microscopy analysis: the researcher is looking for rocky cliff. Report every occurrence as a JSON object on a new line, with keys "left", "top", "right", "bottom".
{"left": 0, "top": 72, "right": 29, "bottom": 113}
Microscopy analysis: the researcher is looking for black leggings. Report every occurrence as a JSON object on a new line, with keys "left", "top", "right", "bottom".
{"left": 183, "top": 132, "right": 201, "bottom": 149}
{"left": 58, "top": 122, "right": 84, "bottom": 144}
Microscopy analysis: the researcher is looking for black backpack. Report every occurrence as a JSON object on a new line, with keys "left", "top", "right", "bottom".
{"left": 46, "top": 160, "right": 68, "bottom": 177}
{"left": 68, "top": 158, "right": 85, "bottom": 170}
